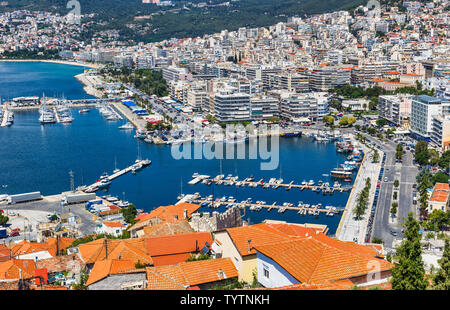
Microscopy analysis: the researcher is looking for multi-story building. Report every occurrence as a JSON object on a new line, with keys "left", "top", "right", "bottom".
{"left": 410, "top": 95, "right": 450, "bottom": 140}
{"left": 378, "top": 95, "right": 412, "bottom": 128}
{"left": 309, "top": 67, "right": 350, "bottom": 91}
{"left": 280, "top": 94, "right": 318, "bottom": 122}
{"left": 162, "top": 66, "right": 192, "bottom": 82}
{"left": 266, "top": 72, "right": 309, "bottom": 93}
{"left": 212, "top": 91, "right": 251, "bottom": 122}
{"left": 250, "top": 96, "right": 279, "bottom": 120}
{"left": 430, "top": 114, "right": 450, "bottom": 151}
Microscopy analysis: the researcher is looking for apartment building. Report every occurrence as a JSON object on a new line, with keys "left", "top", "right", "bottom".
{"left": 250, "top": 96, "right": 279, "bottom": 120}
{"left": 309, "top": 67, "right": 350, "bottom": 91}
{"left": 378, "top": 95, "right": 412, "bottom": 128}
{"left": 266, "top": 72, "right": 309, "bottom": 93}
{"left": 430, "top": 114, "right": 450, "bottom": 151}
{"left": 212, "top": 91, "right": 251, "bottom": 122}
{"left": 280, "top": 94, "right": 318, "bottom": 122}
{"left": 410, "top": 95, "right": 450, "bottom": 140}
{"left": 162, "top": 66, "right": 192, "bottom": 82}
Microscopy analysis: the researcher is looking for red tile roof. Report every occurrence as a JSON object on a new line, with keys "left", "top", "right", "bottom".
{"left": 255, "top": 234, "right": 393, "bottom": 284}
{"left": 86, "top": 259, "right": 136, "bottom": 286}
{"left": 0, "top": 259, "right": 36, "bottom": 280}
{"left": 145, "top": 232, "right": 212, "bottom": 256}
{"left": 145, "top": 258, "right": 238, "bottom": 289}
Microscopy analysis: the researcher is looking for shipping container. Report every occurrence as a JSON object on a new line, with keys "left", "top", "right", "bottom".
{"left": 9, "top": 192, "right": 41, "bottom": 204}
{"left": 63, "top": 192, "right": 96, "bottom": 205}
{"left": 86, "top": 199, "right": 103, "bottom": 209}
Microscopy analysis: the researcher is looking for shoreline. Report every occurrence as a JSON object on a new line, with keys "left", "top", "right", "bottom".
{"left": 0, "top": 58, "right": 101, "bottom": 69}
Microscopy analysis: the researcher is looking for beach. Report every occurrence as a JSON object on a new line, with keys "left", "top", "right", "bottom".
{"left": 0, "top": 58, "right": 101, "bottom": 69}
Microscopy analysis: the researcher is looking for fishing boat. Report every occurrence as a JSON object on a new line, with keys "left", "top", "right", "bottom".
{"left": 280, "top": 131, "right": 302, "bottom": 138}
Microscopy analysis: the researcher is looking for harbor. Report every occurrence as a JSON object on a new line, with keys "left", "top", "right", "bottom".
{"left": 188, "top": 173, "right": 353, "bottom": 194}
{"left": 186, "top": 193, "right": 343, "bottom": 217}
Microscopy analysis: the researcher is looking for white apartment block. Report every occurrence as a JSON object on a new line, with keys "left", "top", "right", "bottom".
{"left": 280, "top": 94, "right": 318, "bottom": 122}
{"left": 212, "top": 91, "right": 251, "bottom": 122}
{"left": 250, "top": 96, "right": 279, "bottom": 120}
{"left": 378, "top": 95, "right": 412, "bottom": 127}
{"left": 410, "top": 95, "right": 450, "bottom": 139}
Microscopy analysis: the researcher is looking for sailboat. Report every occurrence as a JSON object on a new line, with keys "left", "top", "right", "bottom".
{"left": 39, "top": 94, "right": 56, "bottom": 124}
{"left": 113, "top": 156, "right": 120, "bottom": 174}
{"left": 177, "top": 177, "right": 185, "bottom": 200}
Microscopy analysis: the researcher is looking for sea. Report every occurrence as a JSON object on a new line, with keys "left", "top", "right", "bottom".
{"left": 0, "top": 62, "right": 355, "bottom": 235}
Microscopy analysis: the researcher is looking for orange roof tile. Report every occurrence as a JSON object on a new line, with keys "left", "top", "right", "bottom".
{"left": 135, "top": 203, "right": 200, "bottom": 224}
{"left": 45, "top": 237, "right": 76, "bottom": 255}
{"left": 10, "top": 240, "right": 54, "bottom": 258}
{"left": 142, "top": 219, "right": 194, "bottom": 237}
{"left": 0, "top": 259, "right": 36, "bottom": 280}
{"left": 224, "top": 223, "right": 305, "bottom": 256}
{"left": 145, "top": 232, "right": 212, "bottom": 257}
{"left": 145, "top": 258, "right": 238, "bottom": 289}
{"left": 103, "top": 221, "right": 126, "bottom": 228}
{"left": 86, "top": 259, "right": 136, "bottom": 286}
{"left": 255, "top": 234, "right": 393, "bottom": 284}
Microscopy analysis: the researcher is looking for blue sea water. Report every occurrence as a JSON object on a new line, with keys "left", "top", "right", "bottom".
{"left": 0, "top": 62, "right": 354, "bottom": 235}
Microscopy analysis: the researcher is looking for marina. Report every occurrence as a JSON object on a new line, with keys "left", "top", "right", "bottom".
{"left": 83, "top": 159, "right": 152, "bottom": 193}
{"left": 185, "top": 193, "right": 343, "bottom": 217}
{"left": 189, "top": 174, "right": 355, "bottom": 194}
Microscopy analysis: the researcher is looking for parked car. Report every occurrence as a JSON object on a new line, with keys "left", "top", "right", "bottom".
{"left": 9, "top": 231, "right": 20, "bottom": 237}
{"left": 390, "top": 230, "right": 398, "bottom": 236}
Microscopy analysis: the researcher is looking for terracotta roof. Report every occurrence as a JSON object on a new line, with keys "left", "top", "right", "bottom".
{"left": 10, "top": 240, "right": 54, "bottom": 257}
{"left": 0, "top": 259, "right": 36, "bottom": 280}
{"left": 145, "top": 258, "right": 238, "bottom": 289}
{"left": 151, "top": 253, "right": 192, "bottom": 267}
{"left": 224, "top": 223, "right": 304, "bottom": 256}
{"left": 255, "top": 234, "right": 393, "bottom": 284}
{"left": 78, "top": 238, "right": 151, "bottom": 265}
{"left": 85, "top": 259, "right": 136, "bottom": 286}
{"left": 103, "top": 221, "right": 126, "bottom": 228}
{"left": 36, "top": 254, "right": 85, "bottom": 274}
{"left": 0, "top": 279, "right": 20, "bottom": 290}
{"left": 145, "top": 232, "right": 212, "bottom": 260}
{"left": 0, "top": 245, "right": 10, "bottom": 263}
{"left": 135, "top": 203, "right": 200, "bottom": 224}
{"left": 45, "top": 237, "right": 76, "bottom": 255}
{"left": 430, "top": 183, "right": 449, "bottom": 203}
{"left": 142, "top": 219, "right": 194, "bottom": 237}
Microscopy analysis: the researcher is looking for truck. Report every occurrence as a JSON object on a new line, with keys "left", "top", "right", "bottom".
{"left": 0, "top": 227, "right": 7, "bottom": 239}
{"left": 86, "top": 199, "right": 103, "bottom": 209}
{"left": 9, "top": 191, "right": 41, "bottom": 204}
{"left": 62, "top": 192, "right": 96, "bottom": 205}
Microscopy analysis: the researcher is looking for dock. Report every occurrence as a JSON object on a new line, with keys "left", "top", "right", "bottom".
{"left": 84, "top": 159, "right": 151, "bottom": 192}
{"left": 187, "top": 194, "right": 343, "bottom": 216}
{"left": 190, "top": 174, "right": 353, "bottom": 194}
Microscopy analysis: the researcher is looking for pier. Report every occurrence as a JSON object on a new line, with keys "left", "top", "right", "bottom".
{"left": 190, "top": 174, "right": 353, "bottom": 194}
{"left": 84, "top": 159, "right": 151, "bottom": 192}
{"left": 187, "top": 193, "right": 343, "bottom": 216}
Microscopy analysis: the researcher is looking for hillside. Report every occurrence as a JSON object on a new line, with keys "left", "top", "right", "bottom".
{"left": 0, "top": 0, "right": 366, "bottom": 42}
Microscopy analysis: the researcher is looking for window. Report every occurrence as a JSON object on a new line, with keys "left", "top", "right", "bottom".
{"left": 263, "top": 267, "right": 270, "bottom": 279}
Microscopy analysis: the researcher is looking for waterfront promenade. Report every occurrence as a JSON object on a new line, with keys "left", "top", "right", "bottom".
{"left": 111, "top": 101, "right": 147, "bottom": 130}
{"left": 335, "top": 140, "right": 383, "bottom": 243}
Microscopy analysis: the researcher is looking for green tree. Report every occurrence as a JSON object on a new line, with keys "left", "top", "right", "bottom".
{"left": 0, "top": 213, "right": 9, "bottom": 226}
{"left": 415, "top": 141, "right": 429, "bottom": 166}
{"left": 432, "top": 240, "right": 450, "bottom": 290}
{"left": 323, "top": 115, "right": 335, "bottom": 126}
{"left": 391, "top": 213, "right": 428, "bottom": 290}
{"left": 121, "top": 204, "right": 137, "bottom": 224}
{"left": 376, "top": 118, "right": 387, "bottom": 128}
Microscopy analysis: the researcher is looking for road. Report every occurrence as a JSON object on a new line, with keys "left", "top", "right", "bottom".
{"left": 364, "top": 134, "right": 419, "bottom": 250}
{"left": 1, "top": 196, "right": 98, "bottom": 243}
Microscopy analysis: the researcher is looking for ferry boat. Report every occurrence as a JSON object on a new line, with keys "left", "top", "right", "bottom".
{"left": 280, "top": 131, "right": 302, "bottom": 138}
{"left": 330, "top": 167, "right": 353, "bottom": 179}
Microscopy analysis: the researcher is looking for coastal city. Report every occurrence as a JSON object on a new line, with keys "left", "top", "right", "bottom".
{"left": 0, "top": 0, "right": 449, "bottom": 295}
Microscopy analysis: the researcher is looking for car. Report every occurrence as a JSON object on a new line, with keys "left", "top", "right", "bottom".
{"left": 390, "top": 230, "right": 398, "bottom": 236}
{"left": 384, "top": 177, "right": 388, "bottom": 182}
{"left": 9, "top": 231, "right": 20, "bottom": 237}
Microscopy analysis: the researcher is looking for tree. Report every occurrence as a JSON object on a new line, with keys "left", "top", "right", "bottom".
{"left": 0, "top": 213, "right": 9, "bottom": 226}
{"left": 391, "top": 213, "right": 428, "bottom": 290}
{"left": 121, "top": 204, "right": 137, "bottom": 224}
{"left": 323, "top": 115, "right": 335, "bottom": 126}
{"left": 391, "top": 202, "right": 398, "bottom": 216}
{"left": 396, "top": 144, "right": 403, "bottom": 161}
{"left": 432, "top": 240, "right": 450, "bottom": 290}
{"left": 432, "top": 172, "right": 449, "bottom": 185}
{"left": 394, "top": 179, "right": 400, "bottom": 188}
{"left": 376, "top": 118, "right": 387, "bottom": 128}
{"left": 425, "top": 209, "right": 449, "bottom": 231}
{"left": 415, "top": 141, "right": 429, "bottom": 166}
